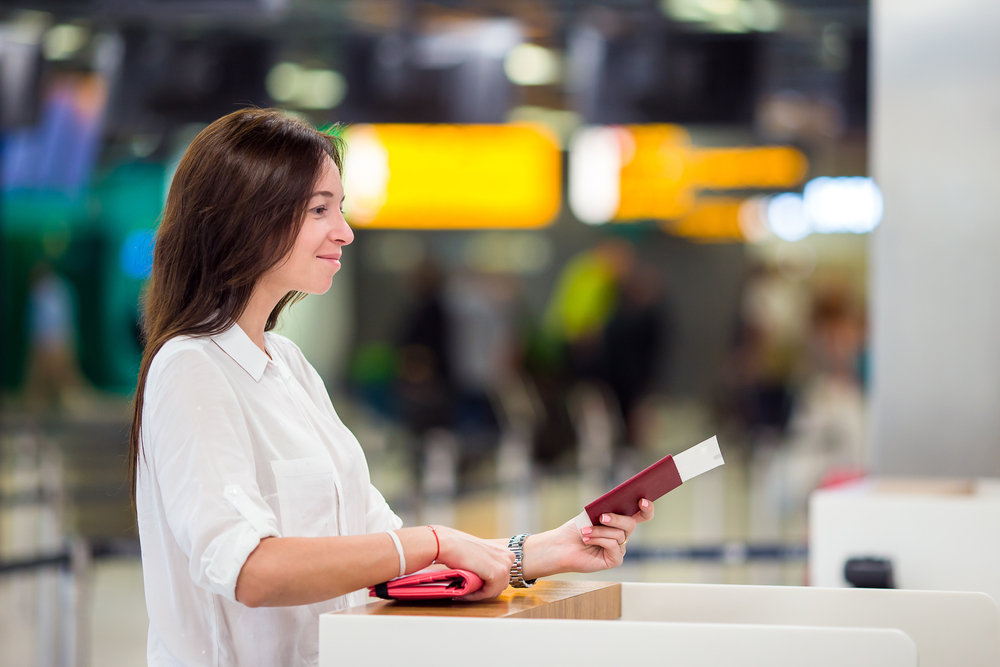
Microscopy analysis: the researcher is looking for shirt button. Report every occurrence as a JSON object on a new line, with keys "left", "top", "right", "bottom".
{"left": 230, "top": 488, "right": 238, "bottom": 495}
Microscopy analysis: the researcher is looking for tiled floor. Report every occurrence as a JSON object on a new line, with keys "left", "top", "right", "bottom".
{"left": 90, "top": 560, "right": 148, "bottom": 667}
{"left": 0, "top": 560, "right": 148, "bottom": 667}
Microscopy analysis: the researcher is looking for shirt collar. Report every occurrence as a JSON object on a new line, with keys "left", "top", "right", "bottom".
{"left": 211, "top": 322, "right": 269, "bottom": 382}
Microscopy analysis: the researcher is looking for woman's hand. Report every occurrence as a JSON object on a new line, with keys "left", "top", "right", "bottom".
{"left": 431, "top": 525, "right": 515, "bottom": 602}
{"left": 524, "top": 499, "right": 655, "bottom": 577}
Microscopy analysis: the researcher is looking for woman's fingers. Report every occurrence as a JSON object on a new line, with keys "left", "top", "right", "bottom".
{"left": 462, "top": 574, "right": 508, "bottom": 601}
{"left": 589, "top": 499, "right": 652, "bottom": 544}
{"left": 581, "top": 525, "right": 627, "bottom": 546}
{"left": 436, "top": 526, "right": 515, "bottom": 601}
{"left": 632, "top": 498, "right": 654, "bottom": 523}
{"left": 582, "top": 535, "right": 626, "bottom": 564}
{"left": 461, "top": 577, "right": 506, "bottom": 601}
{"left": 458, "top": 549, "right": 513, "bottom": 601}
{"left": 596, "top": 511, "right": 637, "bottom": 539}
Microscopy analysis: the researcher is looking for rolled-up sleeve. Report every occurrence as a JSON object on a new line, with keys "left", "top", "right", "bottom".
{"left": 365, "top": 484, "right": 403, "bottom": 533}
{"left": 144, "top": 348, "right": 280, "bottom": 603}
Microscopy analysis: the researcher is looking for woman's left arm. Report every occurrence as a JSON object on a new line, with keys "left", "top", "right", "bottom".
{"left": 462, "top": 499, "right": 654, "bottom": 600}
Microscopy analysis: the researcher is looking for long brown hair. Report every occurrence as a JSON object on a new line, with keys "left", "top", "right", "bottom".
{"left": 128, "top": 108, "right": 344, "bottom": 505}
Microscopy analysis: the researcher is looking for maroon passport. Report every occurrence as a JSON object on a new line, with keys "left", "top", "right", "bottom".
{"left": 584, "top": 454, "right": 682, "bottom": 525}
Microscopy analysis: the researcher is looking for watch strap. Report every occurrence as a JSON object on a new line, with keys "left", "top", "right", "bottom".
{"left": 507, "top": 533, "right": 537, "bottom": 588}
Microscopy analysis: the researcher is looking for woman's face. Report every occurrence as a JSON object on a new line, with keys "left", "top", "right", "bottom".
{"left": 268, "top": 155, "right": 354, "bottom": 296}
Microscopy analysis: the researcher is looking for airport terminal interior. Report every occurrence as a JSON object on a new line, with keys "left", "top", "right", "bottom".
{"left": 1, "top": 0, "right": 998, "bottom": 665}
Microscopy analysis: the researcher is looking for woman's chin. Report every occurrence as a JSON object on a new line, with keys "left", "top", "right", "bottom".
{"left": 296, "top": 277, "right": 335, "bottom": 295}
{"left": 316, "top": 276, "right": 336, "bottom": 294}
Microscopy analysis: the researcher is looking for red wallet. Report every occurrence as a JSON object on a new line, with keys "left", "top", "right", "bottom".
{"left": 369, "top": 568, "right": 484, "bottom": 600}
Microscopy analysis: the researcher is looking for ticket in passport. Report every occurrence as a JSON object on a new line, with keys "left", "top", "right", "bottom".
{"left": 574, "top": 436, "right": 724, "bottom": 530}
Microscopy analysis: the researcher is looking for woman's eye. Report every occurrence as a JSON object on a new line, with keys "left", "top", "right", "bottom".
{"left": 312, "top": 206, "right": 327, "bottom": 215}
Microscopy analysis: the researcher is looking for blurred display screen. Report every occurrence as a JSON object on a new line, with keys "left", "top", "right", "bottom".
{"left": 342, "top": 123, "right": 561, "bottom": 229}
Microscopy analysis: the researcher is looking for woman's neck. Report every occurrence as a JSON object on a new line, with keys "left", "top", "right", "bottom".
{"left": 235, "top": 284, "right": 284, "bottom": 356}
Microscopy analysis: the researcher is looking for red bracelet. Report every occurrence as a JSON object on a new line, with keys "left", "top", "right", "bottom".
{"left": 428, "top": 525, "right": 440, "bottom": 563}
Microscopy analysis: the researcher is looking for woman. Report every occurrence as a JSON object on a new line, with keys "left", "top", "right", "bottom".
{"left": 130, "top": 108, "right": 654, "bottom": 667}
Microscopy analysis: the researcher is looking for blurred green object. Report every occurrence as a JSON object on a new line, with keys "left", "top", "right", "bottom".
{"left": 90, "top": 162, "right": 165, "bottom": 392}
{"left": 2, "top": 161, "right": 165, "bottom": 393}
{"left": 2, "top": 192, "right": 92, "bottom": 234}
{"left": 543, "top": 250, "right": 618, "bottom": 343}
{"left": 348, "top": 342, "right": 399, "bottom": 417}
{"left": 349, "top": 342, "right": 399, "bottom": 385}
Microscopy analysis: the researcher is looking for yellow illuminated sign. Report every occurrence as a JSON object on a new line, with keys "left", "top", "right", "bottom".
{"left": 662, "top": 198, "right": 744, "bottom": 243}
{"left": 689, "top": 146, "right": 808, "bottom": 190}
{"left": 342, "top": 124, "right": 561, "bottom": 229}
{"left": 617, "top": 124, "right": 807, "bottom": 222}
{"left": 616, "top": 125, "right": 694, "bottom": 220}
{"left": 568, "top": 124, "right": 808, "bottom": 240}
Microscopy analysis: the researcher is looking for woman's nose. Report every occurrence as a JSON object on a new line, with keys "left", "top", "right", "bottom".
{"left": 333, "top": 214, "right": 354, "bottom": 246}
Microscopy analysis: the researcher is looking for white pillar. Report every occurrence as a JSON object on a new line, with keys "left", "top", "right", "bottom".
{"left": 871, "top": 0, "right": 1000, "bottom": 476}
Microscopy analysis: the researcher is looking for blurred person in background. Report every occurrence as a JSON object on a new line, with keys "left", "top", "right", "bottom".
{"left": 602, "top": 261, "right": 669, "bottom": 455}
{"left": 523, "top": 321, "right": 578, "bottom": 466}
{"left": 730, "top": 261, "right": 808, "bottom": 441}
{"left": 129, "top": 108, "right": 655, "bottom": 667}
{"left": 444, "top": 270, "right": 533, "bottom": 442}
{"left": 732, "top": 260, "right": 810, "bottom": 542}
{"left": 544, "top": 237, "right": 636, "bottom": 381}
{"left": 745, "top": 280, "right": 869, "bottom": 537}
{"left": 24, "top": 261, "right": 87, "bottom": 413}
{"left": 396, "top": 260, "right": 455, "bottom": 436}
{"left": 780, "top": 286, "right": 868, "bottom": 500}
{"left": 536, "top": 238, "right": 636, "bottom": 466}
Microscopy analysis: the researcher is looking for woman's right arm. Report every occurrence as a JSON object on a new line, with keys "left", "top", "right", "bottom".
{"left": 235, "top": 525, "right": 514, "bottom": 607}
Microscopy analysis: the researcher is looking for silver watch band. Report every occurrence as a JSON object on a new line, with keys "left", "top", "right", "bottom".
{"left": 507, "top": 533, "right": 537, "bottom": 588}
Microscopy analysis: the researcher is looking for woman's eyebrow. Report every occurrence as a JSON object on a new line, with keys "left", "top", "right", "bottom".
{"left": 310, "top": 190, "right": 335, "bottom": 198}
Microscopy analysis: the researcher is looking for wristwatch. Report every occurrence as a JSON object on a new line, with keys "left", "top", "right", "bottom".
{"left": 507, "top": 533, "right": 537, "bottom": 588}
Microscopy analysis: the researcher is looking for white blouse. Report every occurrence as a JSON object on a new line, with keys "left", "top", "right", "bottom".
{"left": 136, "top": 322, "right": 401, "bottom": 667}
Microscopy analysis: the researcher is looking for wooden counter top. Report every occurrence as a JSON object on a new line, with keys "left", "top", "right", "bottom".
{"left": 335, "top": 580, "right": 621, "bottom": 620}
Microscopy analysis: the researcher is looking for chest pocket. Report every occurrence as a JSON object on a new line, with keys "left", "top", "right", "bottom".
{"left": 270, "top": 457, "right": 339, "bottom": 537}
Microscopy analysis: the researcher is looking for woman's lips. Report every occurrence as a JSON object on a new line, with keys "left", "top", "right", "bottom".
{"left": 318, "top": 254, "right": 341, "bottom": 266}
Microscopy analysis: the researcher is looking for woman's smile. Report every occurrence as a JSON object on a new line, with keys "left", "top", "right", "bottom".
{"left": 318, "top": 253, "right": 342, "bottom": 268}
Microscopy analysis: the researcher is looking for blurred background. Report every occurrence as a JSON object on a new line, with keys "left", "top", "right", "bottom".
{"left": 3, "top": 0, "right": 992, "bottom": 664}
